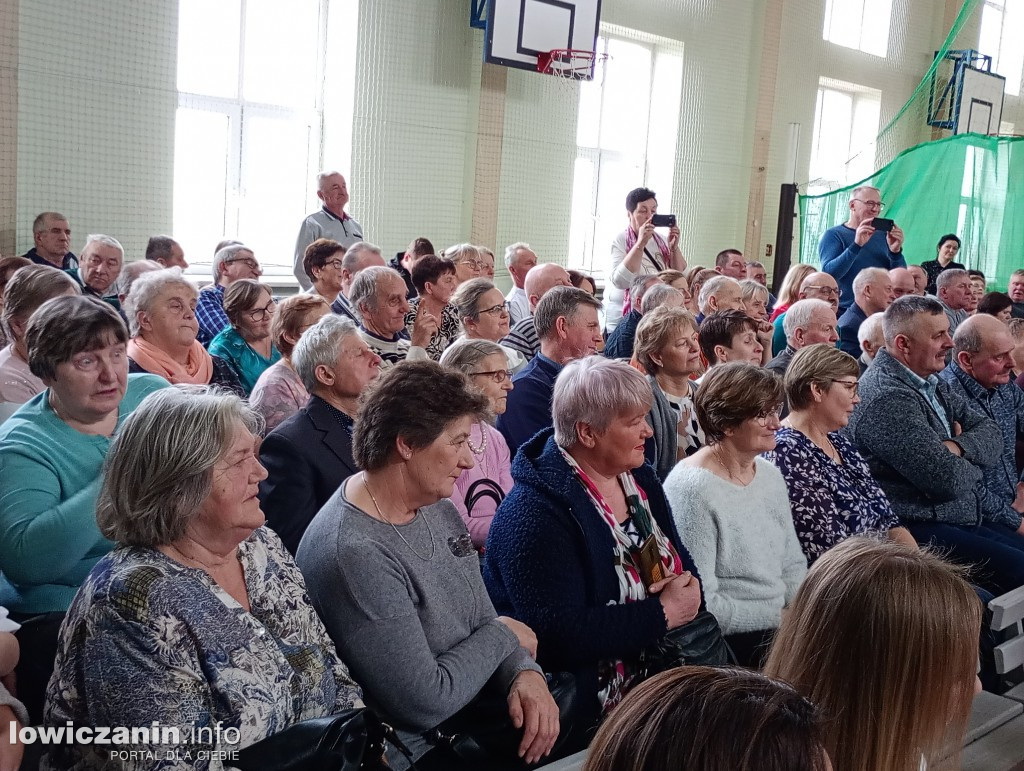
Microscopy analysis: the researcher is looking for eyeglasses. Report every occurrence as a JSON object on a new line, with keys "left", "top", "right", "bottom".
{"left": 829, "top": 379, "right": 859, "bottom": 395}
{"left": 245, "top": 300, "right": 277, "bottom": 322}
{"left": 478, "top": 302, "right": 510, "bottom": 318}
{"left": 459, "top": 259, "right": 487, "bottom": 271}
{"left": 753, "top": 407, "right": 782, "bottom": 427}
{"left": 803, "top": 285, "right": 842, "bottom": 298}
{"left": 853, "top": 199, "right": 885, "bottom": 210}
{"left": 323, "top": 259, "right": 344, "bottom": 270}
{"left": 469, "top": 368, "right": 514, "bottom": 384}
{"left": 225, "top": 257, "right": 260, "bottom": 270}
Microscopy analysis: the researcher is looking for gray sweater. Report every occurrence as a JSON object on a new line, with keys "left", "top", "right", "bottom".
{"left": 296, "top": 488, "right": 540, "bottom": 767}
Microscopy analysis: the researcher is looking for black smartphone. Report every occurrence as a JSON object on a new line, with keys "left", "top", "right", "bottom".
{"left": 651, "top": 214, "right": 677, "bottom": 228}
{"left": 872, "top": 217, "right": 894, "bottom": 232}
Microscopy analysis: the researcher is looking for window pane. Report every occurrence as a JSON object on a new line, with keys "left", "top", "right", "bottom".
{"left": 177, "top": 0, "right": 241, "bottom": 97}
{"left": 576, "top": 41, "right": 605, "bottom": 147}
{"left": 568, "top": 156, "right": 595, "bottom": 269}
{"left": 173, "top": 108, "right": 230, "bottom": 268}
{"left": 599, "top": 39, "right": 652, "bottom": 153}
{"left": 848, "top": 93, "right": 880, "bottom": 182}
{"left": 646, "top": 50, "right": 683, "bottom": 213}
{"left": 237, "top": 112, "right": 318, "bottom": 270}
{"left": 860, "top": 0, "right": 892, "bottom": 57}
{"left": 823, "top": 0, "right": 892, "bottom": 58}
{"left": 243, "top": 0, "right": 320, "bottom": 107}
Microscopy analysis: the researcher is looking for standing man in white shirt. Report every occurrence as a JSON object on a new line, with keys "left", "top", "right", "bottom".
{"left": 293, "top": 171, "right": 364, "bottom": 289}
{"left": 503, "top": 242, "right": 538, "bottom": 325}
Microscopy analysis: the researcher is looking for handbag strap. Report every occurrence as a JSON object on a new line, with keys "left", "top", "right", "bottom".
{"left": 463, "top": 478, "right": 505, "bottom": 518}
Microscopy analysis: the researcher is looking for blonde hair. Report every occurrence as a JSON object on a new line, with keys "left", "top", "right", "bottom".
{"left": 777, "top": 264, "right": 817, "bottom": 307}
{"left": 634, "top": 306, "right": 699, "bottom": 375}
{"left": 764, "top": 537, "right": 981, "bottom": 771}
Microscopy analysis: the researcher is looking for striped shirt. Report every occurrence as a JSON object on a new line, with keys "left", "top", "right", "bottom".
{"left": 357, "top": 327, "right": 428, "bottom": 370}
{"left": 501, "top": 317, "right": 539, "bottom": 359}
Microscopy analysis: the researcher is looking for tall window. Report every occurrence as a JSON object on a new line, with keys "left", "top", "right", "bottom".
{"left": 567, "top": 33, "right": 684, "bottom": 274}
{"left": 174, "top": 0, "right": 327, "bottom": 277}
{"left": 822, "top": 0, "right": 893, "bottom": 58}
{"left": 979, "top": 0, "right": 1024, "bottom": 96}
{"left": 807, "top": 78, "right": 882, "bottom": 195}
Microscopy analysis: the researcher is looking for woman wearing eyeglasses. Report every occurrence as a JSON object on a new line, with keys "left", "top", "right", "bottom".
{"left": 209, "top": 279, "right": 281, "bottom": 395}
{"left": 440, "top": 339, "right": 515, "bottom": 549}
{"left": 444, "top": 243, "right": 487, "bottom": 286}
{"left": 664, "top": 362, "right": 806, "bottom": 668}
{"left": 764, "top": 345, "right": 916, "bottom": 566}
{"left": 404, "top": 255, "right": 462, "bottom": 361}
{"left": 452, "top": 278, "right": 528, "bottom": 375}
{"left": 302, "top": 237, "right": 348, "bottom": 306}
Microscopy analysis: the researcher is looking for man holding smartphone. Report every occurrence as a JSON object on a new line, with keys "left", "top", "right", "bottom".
{"left": 819, "top": 185, "right": 905, "bottom": 314}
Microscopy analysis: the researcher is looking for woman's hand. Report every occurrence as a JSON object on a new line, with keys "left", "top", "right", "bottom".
{"left": 496, "top": 616, "right": 538, "bottom": 659}
{"left": 508, "top": 670, "right": 560, "bottom": 765}
{"left": 636, "top": 218, "right": 655, "bottom": 247}
{"left": 667, "top": 224, "right": 681, "bottom": 253}
{"left": 0, "top": 706, "right": 23, "bottom": 771}
{"left": 410, "top": 308, "right": 439, "bottom": 348}
{"left": 649, "top": 572, "right": 702, "bottom": 629}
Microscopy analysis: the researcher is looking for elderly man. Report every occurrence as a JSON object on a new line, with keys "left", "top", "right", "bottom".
{"left": 69, "top": 235, "right": 124, "bottom": 309}
{"left": 293, "top": 171, "right": 365, "bottom": 290}
{"left": 145, "top": 236, "right": 188, "bottom": 269}
{"left": 940, "top": 314, "right": 1024, "bottom": 544}
{"left": 115, "top": 260, "right": 161, "bottom": 308}
{"left": 331, "top": 241, "right": 386, "bottom": 322}
{"left": 820, "top": 185, "right": 906, "bottom": 313}
{"left": 1008, "top": 269, "right": 1024, "bottom": 319}
{"left": 771, "top": 271, "right": 840, "bottom": 355}
{"left": 195, "top": 243, "right": 262, "bottom": 346}
{"left": 604, "top": 280, "right": 684, "bottom": 361}
{"left": 696, "top": 275, "right": 744, "bottom": 324}
{"left": 350, "top": 266, "right": 436, "bottom": 368}
{"left": 838, "top": 267, "right": 894, "bottom": 358}
{"left": 908, "top": 264, "right": 928, "bottom": 296}
{"left": 935, "top": 268, "right": 973, "bottom": 339}
{"left": 714, "top": 249, "right": 746, "bottom": 280}
{"left": 496, "top": 286, "right": 603, "bottom": 456}
{"left": 889, "top": 267, "right": 916, "bottom": 299}
{"left": 24, "top": 212, "right": 77, "bottom": 271}
{"left": 503, "top": 243, "right": 539, "bottom": 325}
{"left": 857, "top": 311, "right": 885, "bottom": 373}
{"left": 766, "top": 298, "right": 839, "bottom": 377}
{"left": 501, "top": 262, "right": 572, "bottom": 358}
{"left": 845, "top": 296, "right": 1024, "bottom": 596}
{"left": 389, "top": 237, "right": 433, "bottom": 299}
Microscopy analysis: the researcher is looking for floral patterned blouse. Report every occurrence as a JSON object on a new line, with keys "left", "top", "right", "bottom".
{"left": 249, "top": 361, "right": 309, "bottom": 435}
{"left": 764, "top": 427, "right": 900, "bottom": 565}
{"left": 403, "top": 299, "right": 461, "bottom": 361}
{"left": 43, "top": 527, "right": 362, "bottom": 771}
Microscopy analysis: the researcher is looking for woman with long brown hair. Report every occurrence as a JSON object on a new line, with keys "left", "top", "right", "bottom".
{"left": 764, "top": 537, "right": 981, "bottom": 771}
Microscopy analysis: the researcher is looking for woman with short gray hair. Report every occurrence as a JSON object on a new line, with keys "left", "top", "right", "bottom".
{"left": 124, "top": 267, "right": 244, "bottom": 395}
{"left": 484, "top": 356, "right": 705, "bottom": 724}
{"left": 43, "top": 387, "right": 363, "bottom": 769}
{"left": 439, "top": 338, "right": 515, "bottom": 547}
{"left": 258, "top": 315, "right": 382, "bottom": 554}
{"left": 0, "top": 295, "right": 167, "bottom": 724}
{"left": 451, "top": 277, "right": 527, "bottom": 374}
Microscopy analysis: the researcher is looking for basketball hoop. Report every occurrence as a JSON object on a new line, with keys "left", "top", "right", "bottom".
{"left": 538, "top": 48, "right": 607, "bottom": 81}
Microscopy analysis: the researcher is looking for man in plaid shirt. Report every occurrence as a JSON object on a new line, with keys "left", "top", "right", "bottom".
{"left": 196, "top": 243, "right": 263, "bottom": 346}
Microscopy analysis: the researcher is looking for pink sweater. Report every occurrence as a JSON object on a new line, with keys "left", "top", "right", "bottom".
{"left": 450, "top": 421, "right": 513, "bottom": 549}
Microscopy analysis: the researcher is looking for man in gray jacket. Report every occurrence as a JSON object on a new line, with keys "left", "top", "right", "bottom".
{"left": 845, "top": 295, "right": 1024, "bottom": 595}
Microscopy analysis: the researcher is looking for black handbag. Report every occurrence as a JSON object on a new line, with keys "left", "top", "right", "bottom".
{"left": 463, "top": 478, "right": 505, "bottom": 519}
{"left": 640, "top": 610, "right": 733, "bottom": 677}
{"left": 232, "top": 708, "right": 413, "bottom": 771}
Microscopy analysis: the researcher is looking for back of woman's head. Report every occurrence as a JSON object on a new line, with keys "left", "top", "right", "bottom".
{"left": 583, "top": 667, "right": 828, "bottom": 771}
{"left": 764, "top": 537, "right": 981, "bottom": 771}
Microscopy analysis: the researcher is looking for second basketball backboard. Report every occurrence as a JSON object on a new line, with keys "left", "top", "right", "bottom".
{"left": 485, "top": 0, "right": 602, "bottom": 73}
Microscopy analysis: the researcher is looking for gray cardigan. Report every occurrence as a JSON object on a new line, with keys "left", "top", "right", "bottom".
{"left": 645, "top": 375, "right": 679, "bottom": 482}
{"left": 296, "top": 488, "right": 540, "bottom": 767}
{"left": 843, "top": 348, "right": 1002, "bottom": 526}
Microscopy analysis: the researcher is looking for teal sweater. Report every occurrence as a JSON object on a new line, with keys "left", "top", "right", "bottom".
{"left": 208, "top": 327, "right": 281, "bottom": 396}
{"left": 0, "top": 373, "right": 168, "bottom": 614}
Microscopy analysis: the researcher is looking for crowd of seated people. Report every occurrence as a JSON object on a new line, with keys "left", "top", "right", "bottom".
{"left": 2, "top": 184, "right": 1024, "bottom": 771}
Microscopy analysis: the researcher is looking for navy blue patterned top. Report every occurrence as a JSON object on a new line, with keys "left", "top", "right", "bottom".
{"left": 765, "top": 427, "right": 900, "bottom": 565}
{"left": 43, "top": 527, "right": 362, "bottom": 770}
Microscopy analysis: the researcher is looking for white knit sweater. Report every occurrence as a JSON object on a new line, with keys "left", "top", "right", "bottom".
{"left": 664, "top": 456, "right": 808, "bottom": 635}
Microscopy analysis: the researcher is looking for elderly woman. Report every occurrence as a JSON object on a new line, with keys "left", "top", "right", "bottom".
{"left": 764, "top": 344, "right": 916, "bottom": 565}
{"left": 664, "top": 363, "right": 806, "bottom": 668}
{"left": 404, "top": 254, "right": 462, "bottom": 360}
{"left": 259, "top": 315, "right": 382, "bottom": 554}
{"left": 478, "top": 246, "right": 497, "bottom": 280}
{"left": 0, "top": 265, "right": 80, "bottom": 404}
{"left": 124, "top": 267, "right": 243, "bottom": 394}
{"left": 740, "top": 279, "right": 774, "bottom": 366}
{"left": 451, "top": 278, "right": 527, "bottom": 374}
{"left": 0, "top": 296, "right": 167, "bottom": 724}
{"left": 604, "top": 187, "right": 685, "bottom": 332}
{"left": 43, "top": 387, "right": 363, "bottom": 770}
{"left": 657, "top": 269, "right": 694, "bottom": 313}
{"left": 633, "top": 306, "right": 704, "bottom": 481}
{"left": 439, "top": 339, "right": 514, "bottom": 549}
{"left": 0, "top": 256, "right": 32, "bottom": 348}
{"left": 445, "top": 243, "right": 487, "bottom": 285}
{"left": 296, "top": 362, "right": 561, "bottom": 768}
{"left": 769, "top": 264, "right": 816, "bottom": 322}
{"left": 485, "top": 357, "right": 705, "bottom": 726}
{"left": 302, "top": 237, "right": 347, "bottom": 305}
{"left": 208, "top": 279, "right": 281, "bottom": 395}
{"left": 249, "top": 294, "right": 330, "bottom": 433}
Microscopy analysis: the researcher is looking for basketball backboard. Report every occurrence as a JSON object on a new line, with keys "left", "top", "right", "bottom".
{"left": 484, "top": 0, "right": 602, "bottom": 74}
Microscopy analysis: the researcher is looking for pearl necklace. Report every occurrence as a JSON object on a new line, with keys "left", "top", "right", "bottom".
{"left": 466, "top": 421, "right": 488, "bottom": 456}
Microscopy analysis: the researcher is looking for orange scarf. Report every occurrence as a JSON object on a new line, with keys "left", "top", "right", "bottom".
{"left": 128, "top": 337, "right": 214, "bottom": 385}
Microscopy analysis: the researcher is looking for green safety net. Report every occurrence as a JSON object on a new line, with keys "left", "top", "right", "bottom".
{"left": 798, "top": 133, "right": 1024, "bottom": 289}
